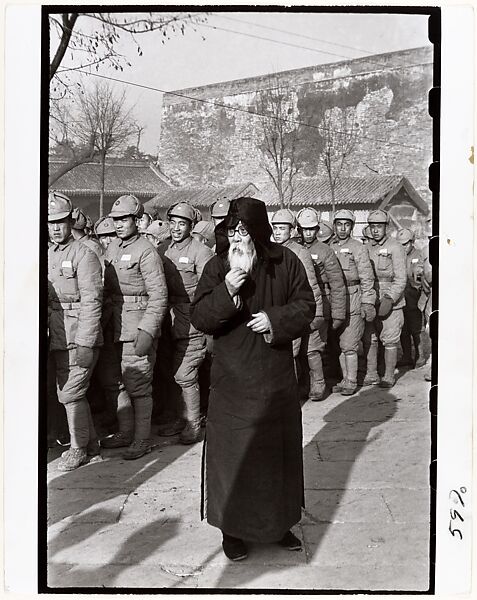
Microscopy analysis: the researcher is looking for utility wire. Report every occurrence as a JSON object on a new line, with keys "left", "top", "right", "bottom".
{"left": 199, "top": 18, "right": 431, "bottom": 73}
{"left": 60, "top": 68, "right": 425, "bottom": 152}
{"left": 210, "top": 12, "right": 374, "bottom": 56}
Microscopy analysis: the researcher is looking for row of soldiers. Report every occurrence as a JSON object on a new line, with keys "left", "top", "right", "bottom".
{"left": 47, "top": 192, "right": 431, "bottom": 472}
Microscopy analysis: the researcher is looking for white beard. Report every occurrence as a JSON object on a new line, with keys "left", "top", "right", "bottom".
{"left": 228, "top": 240, "right": 257, "bottom": 274}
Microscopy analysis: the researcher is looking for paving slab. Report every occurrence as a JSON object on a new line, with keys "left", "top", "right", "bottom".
{"left": 196, "top": 561, "right": 430, "bottom": 591}
{"left": 304, "top": 456, "right": 429, "bottom": 490}
{"left": 302, "top": 522, "right": 429, "bottom": 567}
{"left": 381, "top": 488, "right": 431, "bottom": 523}
{"left": 303, "top": 489, "right": 391, "bottom": 523}
{"left": 48, "top": 488, "right": 129, "bottom": 527}
{"left": 118, "top": 487, "right": 202, "bottom": 524}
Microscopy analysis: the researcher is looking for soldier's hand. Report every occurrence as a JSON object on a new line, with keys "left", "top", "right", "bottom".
{"left": 378, "top": 296, "right": 394, "bottom": 318}
{"left": 134, "top": 329, "right": 154, "bottom": 356}
{"left": 361, "top": 303, "right": 376, "bottom": 322}
{"left": 225, "top": 267, "right": 248, "bottom": 297}
{"left": 247, "top": 312, "right": 271, "bottom": 334}
{"left": 76, "top": 346, "right": 95, "bottom": 369}
{"left": 332, "top": 318, "right": 344, "bottom": 330}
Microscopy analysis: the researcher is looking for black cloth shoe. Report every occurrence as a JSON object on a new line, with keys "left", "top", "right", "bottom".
{"left": 278, "top": 530, "right": 302, "bottom": 551}
{"left": 222, "top": 533, "right": 248, "bottom": 561}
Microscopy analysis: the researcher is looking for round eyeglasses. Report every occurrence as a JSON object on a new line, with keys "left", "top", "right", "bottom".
{"left": 226, "top": 225, "right": 249, "bottom": 237}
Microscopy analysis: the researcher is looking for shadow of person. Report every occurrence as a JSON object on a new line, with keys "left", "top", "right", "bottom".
{"left": 47, "top": 516, "right": 180, "bottom": 589}
{"left": 211, "top": 387, "right": 398, "bottom": 590}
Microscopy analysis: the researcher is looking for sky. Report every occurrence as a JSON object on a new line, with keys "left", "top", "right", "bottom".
{"left": 52, "top": 10, "right": 432, "bottom": 155}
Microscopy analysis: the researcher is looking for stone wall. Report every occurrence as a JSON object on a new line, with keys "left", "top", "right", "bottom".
{"left": 159, "top": 46, "right": 433, "bottom": 206}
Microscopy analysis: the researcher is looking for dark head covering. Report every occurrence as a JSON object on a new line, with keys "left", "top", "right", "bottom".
{"left": 215, "top": 197, "right": 280, "bottom": 260}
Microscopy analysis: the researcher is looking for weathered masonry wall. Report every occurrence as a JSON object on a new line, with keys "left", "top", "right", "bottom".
{"left": 159, "top": 47, "right": 433, "bottom": 205}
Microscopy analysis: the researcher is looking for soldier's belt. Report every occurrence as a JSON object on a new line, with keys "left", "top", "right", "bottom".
{"left": 50, "top": 301, "right": 80, "bottom": 310}
{"left": 111, "top": 295, "right": 149, "bottom": 303}
{"left": 376, "top": 276, "right": 394, "bottom": 282}
{"left": 345, "top": 279, "right": 360, "bottom": 287}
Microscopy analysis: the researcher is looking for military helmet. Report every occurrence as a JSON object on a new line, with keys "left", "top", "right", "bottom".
{"left": 296, "top": 207, "right": 319, "bottom": 228}
{"left": 48, "top": 191, "right": 73, "bottom": 222}
{"left": 334, "top": 209, "right": 356, "bottom": 224}
{"left": 271, "top": 208, "right": 296, "bottom": 227}
{"left": 145, "top": 220, "right": 171, "bottom": 242}
{"left": 210, "top": 198, "right": 230, "bottom": 218}
{"left": 368, "top": 209, "right": 389, "bottom": 224}
{"left": 362, "top": 225, "right": 373, "bottom": 239}
{"left": 396, "top": 228, "right": 415, "bottom": 244}
{"left": 109, "top": 194, "right": 144, "bottom": 219}
{"left": 193, "top": 220, "right": 215, "bottom": 239}
{"left": 167, "top": 201, "right": 197, "bottom": 223}
{"left": 94, "top": 217, "right": 116, "bottom": 237}
{"left": 71, "top": 207, "right": 87, "bottom": 230}
{"left": 316, "top": 221, "right": 334, "bottom": 242}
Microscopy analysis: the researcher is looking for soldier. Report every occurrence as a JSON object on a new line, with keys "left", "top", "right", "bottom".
{"left": 271, "top": 209, "right": 324, "bottom": 401}
{"left": 137, "top": 211, "right": 153, "bottom": 235}
{"left": 316, "top": 220, "right": 334, "bottom": 245}
{"left": 47, "top": 191, "right": 103, "bottom": 471}
{"left": 192, "top": 220, "right": 216, "bottom": 248}
{"left": 210, "top": 197, "right": 230, "bottom": 227}
{"left": 144, "top": 220, "right": 171, "bottom": 248}
{"left": 94, "top": 217, "right": 117, "bottom": 252}
{"left": 396, "top": 228, "right": 425, "bottom": 367}
{"left": 419, "top": 245, "right": 432, "bottom": 381}
{"left": 361, "top": 225, "right": 373, "bottom": 245}
{"left": 330, "top": 210, "right": 376, "bottom": 395}
{"left": 296, "top": 207, "right": 346, "bottom": 389}
{"left": 71, "top": 208, "right": 103, "bottom": 260}
{"left": 159, "top": 201, "right": 214, "bottom": 443}
{"left": 103, "top": 195, "right": 168, "bottom": 459}
{"left": 363, "top": 210, "right": 407, "bottom": 388}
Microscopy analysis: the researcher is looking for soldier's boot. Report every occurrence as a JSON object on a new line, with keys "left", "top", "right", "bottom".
{"left": 413, "top": 333, "right": 426, "bottom": 368}
{"left": 416, "top": 327, "right": 431, "bottom": 368}
{"left": 124, "top": 395, "right": 152, "bottom": 460}
{"left": 380, "top": 347, "right": 398, "bottom": 388}
{"left": 397, "top": 331, "right": 413, "bottom": 367}
{"left": 363, "top": 342, "right": 380, "bottom": 385}
{"left": 180, "top": 385, "right": 202, "bottom": 444}
{"left": 101, "top": 393, "right": 134, "bottom": 448}
{"left": 58, "top": 400, "right": 90, "bottom": 471}
{"left": 341, "top": 352, "right": 358, "bottom": 396}
{"left": 332, "top": 353, "right": 347, "bottom": 393}
{"left": 308, "top": 353, "right": 326, "bottom": 402}
{"left": 86, "top": 404, "right": 102, "bottom": 460}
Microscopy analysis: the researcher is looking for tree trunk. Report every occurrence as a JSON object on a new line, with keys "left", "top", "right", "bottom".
{"left": 99, "top": 152, "right": 106, "bottom": 218}
{"left": 331, "top": 186, "right": 336, "bottom": 215}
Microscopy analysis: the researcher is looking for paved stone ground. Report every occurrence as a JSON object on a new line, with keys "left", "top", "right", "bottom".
{"left": 46, "top": 366, "right": 431, "bottom": 591}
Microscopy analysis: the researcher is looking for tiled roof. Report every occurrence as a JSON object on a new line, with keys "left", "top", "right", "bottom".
{"left": 261, "top": 175, "right": 429, "bottom": 214}
{"left": 49, "top": 160, "right": 171, "bottom": 196}
{"left": 145, "top": 182, "right": 260, "bottom": 211}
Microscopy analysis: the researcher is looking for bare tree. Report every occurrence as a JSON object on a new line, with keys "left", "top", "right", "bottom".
{"left": 257, "top": 78, "right": 300, "bottom": 209}
{"left": 49, "top": 81, "right": 137, "bottom": 217}
{"left": 49, "top": 12, "right": 207, "bottom": 93}
{"left": 319, "top": 106, "right": 360, "bottom": 213}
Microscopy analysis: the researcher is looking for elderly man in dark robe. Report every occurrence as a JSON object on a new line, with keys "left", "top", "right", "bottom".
{"left": 190, "top": 197, "right": 316, "bottom": 561}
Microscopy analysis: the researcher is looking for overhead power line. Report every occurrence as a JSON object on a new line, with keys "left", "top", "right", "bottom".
{"left": 198, "top": 19, "right": 431, "bottom": 74}
{"left": 210, "top": 12, "right": 374, "bottom": 56}
{"left": 58, "top": 69, "right": 425, "bottom": 152}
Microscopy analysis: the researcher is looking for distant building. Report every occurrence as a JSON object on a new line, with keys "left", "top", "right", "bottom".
{"left": 146, "top": 175, "right": 429, "bottom": 239}
{"left": 262, "top": 175, "right": 429, "bottom": 237}
{"left": 49, "top": 159, "right": 171, "bottom": 222}
{"left": 158, "top": 46, "right": 432, "bottom": 209}
{"left": 145, "top": 182, "right": 259, "bottom": 220}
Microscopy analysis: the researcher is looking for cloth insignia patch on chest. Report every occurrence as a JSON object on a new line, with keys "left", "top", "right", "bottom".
{"left": 311, "top": 254, "right": 318, "bottom": 260}
{"left": 179, "top": 256, "right": 189, "bottom": 263}
{"left": 379, "top": 249, "right": 389, "bottom": 255}
{"left": 61, "top": 260, "right": 72, "bottom": 268}
{"left": 411, "top": 258, "right": 419, "bottom": 263}
{"left": 121, "top": 254, "right": 131, "bottom": 261}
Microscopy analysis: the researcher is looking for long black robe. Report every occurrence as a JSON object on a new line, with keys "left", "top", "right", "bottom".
{"left": 190, "top": 245, "right": 315, "bottom": 542}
